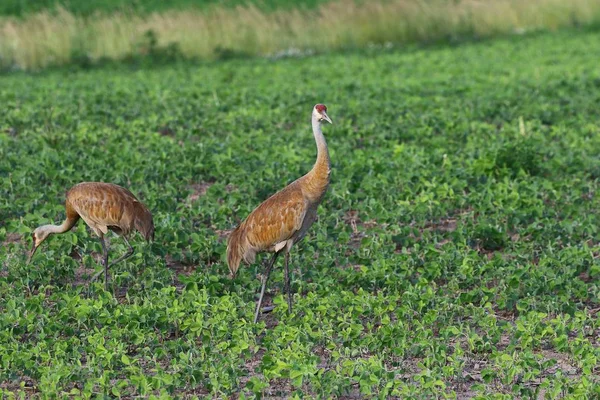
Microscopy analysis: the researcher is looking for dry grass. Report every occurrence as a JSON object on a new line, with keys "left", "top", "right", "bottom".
{"left": 1, "top": 0, "right": 599, "bottom": 70}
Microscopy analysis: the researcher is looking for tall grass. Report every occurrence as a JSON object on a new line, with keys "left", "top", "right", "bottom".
{"left": 1, "top": 0, "right": 599, "bottom": 70}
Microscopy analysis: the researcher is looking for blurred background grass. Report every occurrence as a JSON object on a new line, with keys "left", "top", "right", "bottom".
{"left": 0, "top": 0, "right": 328, "bottom": 16}
{"left": 1, "top": 0, "right": 599, "bottom": 71}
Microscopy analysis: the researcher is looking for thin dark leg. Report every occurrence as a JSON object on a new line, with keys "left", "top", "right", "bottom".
{"left": 90, "top": 235, "right": 109, "bottom": 290}
{"left": 284, "top": 252, "right": 292, "bottom": 314}
{"left": 254, "top": 252, "right": 279, "bottom": 324}
{"left": 91, "top": 236, "right": 134, "bottom": 291}
{"left": 108, "top": 236, "right": 134, "bottom": 268}
{"left": 101, "top": 236, "right": 109, "bottom": 290}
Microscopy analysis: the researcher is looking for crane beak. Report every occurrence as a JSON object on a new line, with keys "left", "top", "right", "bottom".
{"left": 322, "top": 112, "right": 332, "bottom": 124}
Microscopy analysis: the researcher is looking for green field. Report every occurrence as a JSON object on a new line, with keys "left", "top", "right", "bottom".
{"left": 1, "top": 29, "right": 600, "bottom": 398}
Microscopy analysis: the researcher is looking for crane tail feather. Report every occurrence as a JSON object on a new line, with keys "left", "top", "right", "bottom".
{"left": 227, "top": 226, "right": 246, "bottom": 278}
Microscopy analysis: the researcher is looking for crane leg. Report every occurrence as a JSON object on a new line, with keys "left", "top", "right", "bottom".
{"left": 254, "top": 252, "right": 279, "bottom": 323}
{"left": 90, "top": 235, "right": 109, "bottom": 290}
{"left": 107, "top": 236, "right": 134, "bottom": 268}
{"left": 90, "top": 236, "right": 133, "bottom": 291}
{"left": 103, "top": 237, "right": 109, "bottom": 290}
{"left": 284, "top": 252, "right": 292, "bottom": 315}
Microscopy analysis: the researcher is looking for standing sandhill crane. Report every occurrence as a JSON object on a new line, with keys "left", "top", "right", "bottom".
{"left": 28, "top": 182, "right": 154, "bottom": 290}
{"left": 227, "top": 104, "right": 332, "bottom": 323}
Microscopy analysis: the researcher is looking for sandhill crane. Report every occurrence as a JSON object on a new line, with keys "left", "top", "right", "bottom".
{"left": 29, "top": 182, "right": 154, "bottom": 289}
{"left": 227, "top": 104, "right": 332, "bottom": 323}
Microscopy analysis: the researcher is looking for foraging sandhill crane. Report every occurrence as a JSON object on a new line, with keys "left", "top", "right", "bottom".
{"left": 227, "top": 104, "right": 332, "bottom": 323}
{"left": 29, "top": 182, "right": 154, "bottom": 289}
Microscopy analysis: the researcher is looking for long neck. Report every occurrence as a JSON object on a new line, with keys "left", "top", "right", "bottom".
{"left": 311, "top": 116, "right": 330, "bottom": 173}
{"left": 41, "top": 216, "right": 78, "bottom": 236}
{"left": 302, "top": 116, "right": 330, "bottom": 201}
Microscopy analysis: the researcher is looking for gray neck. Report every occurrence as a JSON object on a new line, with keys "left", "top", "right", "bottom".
{"left": 312, "top": 116, "right": 330, "bottom": 169}
{"left": 41, "top": 220, "right": 73, "bottom": 235}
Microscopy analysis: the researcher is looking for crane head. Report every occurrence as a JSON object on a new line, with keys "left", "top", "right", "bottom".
{"left": 28, "top": 227, "right": 50, "bottom": 264}
{"left": 313, "top": 104, "right": 332, "bottom": 124}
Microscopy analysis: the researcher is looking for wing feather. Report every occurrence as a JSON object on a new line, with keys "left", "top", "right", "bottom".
{"left": 243, "top": 183, "right": 306, "bottom": 251}
{"left": 67, "top": 182, "right": 137, "bottom": 235}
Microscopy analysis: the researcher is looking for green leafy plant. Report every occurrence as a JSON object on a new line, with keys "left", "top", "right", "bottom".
{"left": 1, "top": 28, "right": 600, "bottom": 398}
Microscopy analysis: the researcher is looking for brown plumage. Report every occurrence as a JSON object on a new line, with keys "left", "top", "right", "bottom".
{"left": 227, "top": 104, "right": 332, "bottom": 323}
{"left": 29, "top": 182, "right": 154, "bottom": 289}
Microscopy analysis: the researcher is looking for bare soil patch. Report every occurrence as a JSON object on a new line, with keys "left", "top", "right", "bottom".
{"left": 187, "top": 181, "right": 214, "bottom": 203}
{"left": 3, "top": 232, "right": 23, "bottom": 245}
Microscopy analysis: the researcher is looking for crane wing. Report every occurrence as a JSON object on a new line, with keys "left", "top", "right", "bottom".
{"left": 67, "top": 182, "right": 138, "bottom": 236}
{"left": 243, "top": 183, "right": 307, "bottom": 252}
